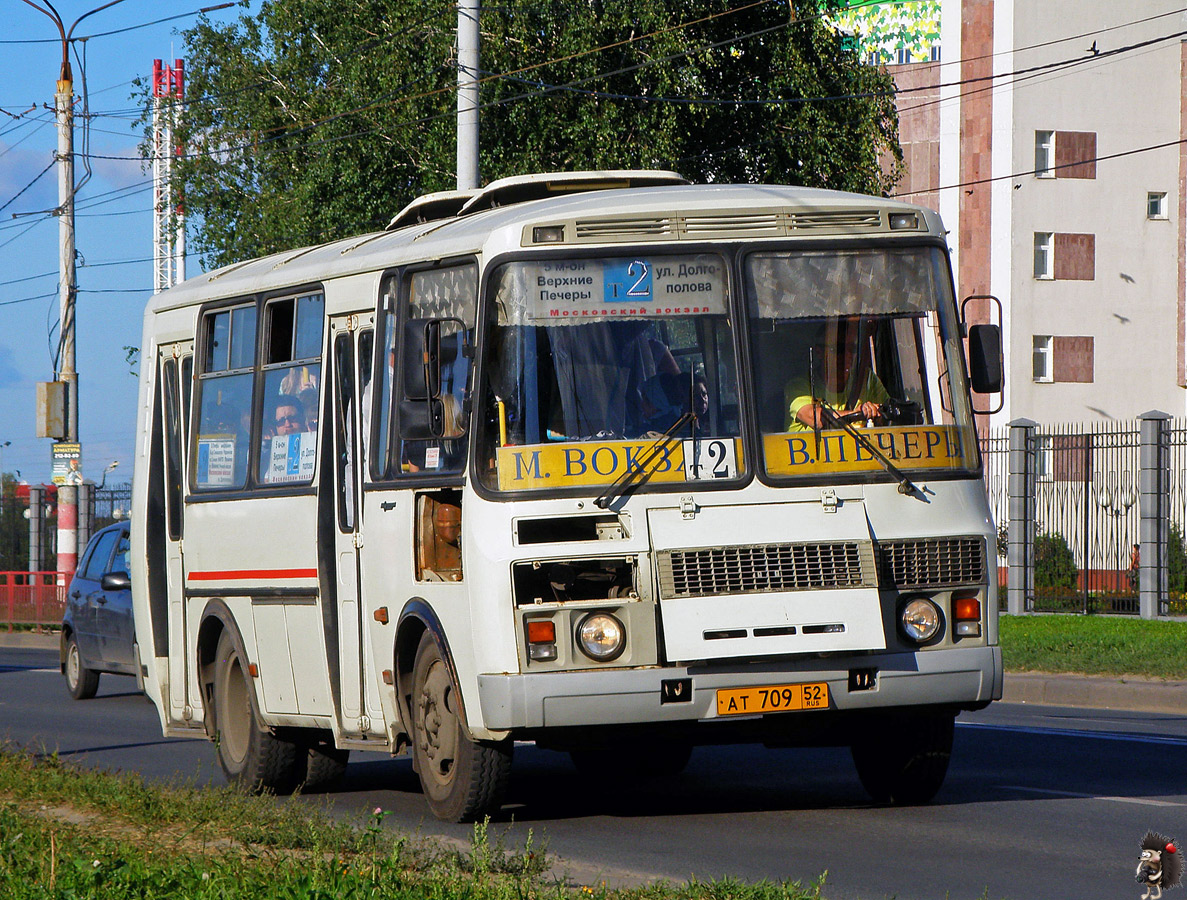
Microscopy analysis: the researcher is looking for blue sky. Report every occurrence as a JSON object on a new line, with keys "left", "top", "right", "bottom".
{"left": 0, "top": 1, "right": 251, "bottom": 487}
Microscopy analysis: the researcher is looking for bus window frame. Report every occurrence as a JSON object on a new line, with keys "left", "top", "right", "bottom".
{"left": 737, "top": 236, "right": 983, "bottom": 489}
{"left": 468, "top": 244, "right": 754, "bottom": 504}
{"left": 188, "top": 283, "right": 328, "bottom": 499}
{"left": 366, "top": 257, "right": 478, "bottom": 489}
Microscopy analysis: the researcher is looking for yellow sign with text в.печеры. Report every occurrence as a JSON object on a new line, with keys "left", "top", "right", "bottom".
{"left": 762, "top": 425, "right": 971, "bottom": 476}
{"left": 496, "top": 437, "right": 742, "bottom": 491}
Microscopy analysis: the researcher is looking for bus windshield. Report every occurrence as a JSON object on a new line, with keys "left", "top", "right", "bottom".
{"left": 478, "top": 253, "right": 743, "bottom": 492}
{"left": 745, "top": 245, "right": 979, "bottom": 480}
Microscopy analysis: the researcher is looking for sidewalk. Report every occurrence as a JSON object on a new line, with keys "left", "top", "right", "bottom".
{"left": 3, "top": 631, "right": 1185, "bottom": 715}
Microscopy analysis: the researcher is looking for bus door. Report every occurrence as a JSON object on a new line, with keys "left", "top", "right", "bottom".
{"left": 158, "top": 342, "right": 193, "bottom": 720}
{"left": 327, "top": 315, "right": 379, "bottom": 733}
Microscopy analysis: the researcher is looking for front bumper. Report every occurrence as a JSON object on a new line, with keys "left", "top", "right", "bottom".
{"left": 477, "top": 645, "right": 1001, "bottom": 731}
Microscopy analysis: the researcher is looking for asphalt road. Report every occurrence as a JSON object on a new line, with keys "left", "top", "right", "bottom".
{"left": 3, "top": 644, "right": 1186, "bottom": 900}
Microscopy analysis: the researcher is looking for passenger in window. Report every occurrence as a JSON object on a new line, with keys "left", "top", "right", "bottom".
{"left": 281, "top": 365, "right": 317, "bottom": 396}
{"left": 274, "top": 396, "right": 307, "bottom": 435}
{"left": 784, "top": 317, "right": 889, "bottom": 432}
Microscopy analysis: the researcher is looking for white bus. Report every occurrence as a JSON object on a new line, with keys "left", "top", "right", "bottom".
{"left": 131, "top": 171, "right": 1003, "bottom": 821}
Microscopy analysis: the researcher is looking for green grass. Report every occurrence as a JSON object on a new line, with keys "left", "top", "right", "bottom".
{"left": 0, "top": 747, "right": 827, "bottom": 900}
{"left": 1000, "top": 613, "right": 1187, "bottom": 679}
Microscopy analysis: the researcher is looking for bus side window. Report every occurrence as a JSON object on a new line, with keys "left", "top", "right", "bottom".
{"left": 194, "top": 304, "right": 256, "bottom": 491}
{"left": 162, "top": 358, "right": 183, "bottom": 540}
{"left": 416, "top": 492, "right": 462, "bottom": 581}
{"left": 257, "top": 292, "right": 324, "bottom": 485}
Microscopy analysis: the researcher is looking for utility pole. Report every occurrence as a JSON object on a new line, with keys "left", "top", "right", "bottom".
{"left": 457, "top": 0, "right": 479, "bottom": 190}
{"left": 20, "top": 0, "right": 130, "bottom": 580}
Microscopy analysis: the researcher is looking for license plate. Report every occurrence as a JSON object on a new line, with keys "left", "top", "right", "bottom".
{"left": 715, "top": 682, "right": 830, "bottom": 717}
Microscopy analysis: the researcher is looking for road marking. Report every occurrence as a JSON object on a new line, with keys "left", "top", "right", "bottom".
{"left": 959, "top": 720, "right": 1187, "bottom": 748}
{"left": 1003, "top": 785, "right": 1186, "bottom": 807}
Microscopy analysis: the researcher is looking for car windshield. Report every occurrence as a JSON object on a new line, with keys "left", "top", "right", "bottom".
{"left": 477, "top": 253, "right": 743, "bottom": 492}
{"left": 744, "top": 245, "right": 979, "bottom": 480}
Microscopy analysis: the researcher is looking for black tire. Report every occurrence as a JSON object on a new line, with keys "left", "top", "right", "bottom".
{"left": 64, "top": 634, "right": 100, "bottom": 700}
{"left": 570, "top": 741, "right": 692, "bottom": 779}
{"left": 411, "top": 632, "right": 512, "bottom": 822}
{"left": 850, "top": 710, "right": 955, "bottom": 806}
{"left": 211, "top": 629, "right": 301, "bottom": 793}
{"left": 301, "top": 743, "right": 349, "bottom": 793}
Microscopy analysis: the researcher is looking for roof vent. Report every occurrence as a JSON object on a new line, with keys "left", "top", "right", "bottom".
{"left": 461, "top": 170, "right": 688, "bottom": 215}
{"left": 387, "top": 189, "right": 478, "bottom": 231}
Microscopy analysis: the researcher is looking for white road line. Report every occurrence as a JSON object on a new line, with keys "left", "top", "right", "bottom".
{"left": 959, "top": 720, "right": 1187, "bottom": 747}
{"left": 1003, "top": 785, "right": 1186, "bottom": 807}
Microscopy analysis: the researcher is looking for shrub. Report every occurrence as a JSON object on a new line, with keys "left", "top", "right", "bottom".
{"left": 1034, "top": 531, "right": 1077, "bottom": 592}
{"left": 1171, "top": 523, "right": 1187, "bottom": 594}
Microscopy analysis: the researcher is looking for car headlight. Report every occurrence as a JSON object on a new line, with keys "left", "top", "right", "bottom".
{"left": 900, "top": 597, "right": 942, "bottom": 644}
{"left": 577, "top": 612, "right": 625, "bottom": 662}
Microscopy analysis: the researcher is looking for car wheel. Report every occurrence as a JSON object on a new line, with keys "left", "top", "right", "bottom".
{"left": 211, "top": 628, "right": 301, "bottom": 793}
{"left": 64, "top": 634, "right": 100, "bottom": 700}
{"left": 411, "top": 632, "right": 511, "bottom": 822}
{"left": 851, "top": 710, "right": 955, "bottom": 805}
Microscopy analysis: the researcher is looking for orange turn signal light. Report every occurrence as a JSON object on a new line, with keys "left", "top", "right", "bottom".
{"left": 954, "top": 597, "right": 981, "bottom": 621}
{"left": 527, "top": 620, "right": 556, "bottom": 644}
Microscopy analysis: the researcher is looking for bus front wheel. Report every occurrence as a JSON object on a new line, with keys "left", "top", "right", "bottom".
{"left": 410, "top": 632, "right": 512, "bottom": 822}
{"left": 212, "top": 629, "right": 301, "bottom": 793}
{"left": 850, "top": 710, "right": 954, "bottom": 805}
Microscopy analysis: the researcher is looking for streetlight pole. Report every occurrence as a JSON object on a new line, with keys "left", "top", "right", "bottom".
{"left": 19, "top": 0, "right": 128, "bottom": 579}
{"left": 0, "top": 441, "right": 9, "bottom": 517}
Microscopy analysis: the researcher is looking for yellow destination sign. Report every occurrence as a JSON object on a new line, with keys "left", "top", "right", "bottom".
{"left": 763, "top": 425, "right": 972, "bottom": 476}
{"left": 496, "top": 437, "right": 742, "bottom": 491}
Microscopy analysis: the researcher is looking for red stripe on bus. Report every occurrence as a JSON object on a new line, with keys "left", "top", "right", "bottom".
{"left": 186, "top": 569, "right": 318, "bottom": 581}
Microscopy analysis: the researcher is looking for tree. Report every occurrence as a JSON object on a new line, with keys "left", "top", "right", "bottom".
{"left": 141, "top": 0, "right": 901, "bottom": 268}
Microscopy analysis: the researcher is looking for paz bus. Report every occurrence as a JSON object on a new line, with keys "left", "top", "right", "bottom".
{"left": 130, "top": 171, "right": 1003, "bottom": 821}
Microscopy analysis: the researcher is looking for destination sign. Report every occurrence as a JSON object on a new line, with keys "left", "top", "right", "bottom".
{"left": 496, "top": 437, "right": 742, "bottom": 491}
{"left": 763, "top": 425, "right": 973, "bottom": 476}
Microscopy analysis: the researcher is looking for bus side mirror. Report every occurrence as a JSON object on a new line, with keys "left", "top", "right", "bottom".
{"left": 967, "top": 323, "right": 1002, "bottom": 394}
{"left": 402, "top": 319, "right": 441, "bottom": 401}
{"left": 398, "top": 398, "right": 444, "bottom": 439}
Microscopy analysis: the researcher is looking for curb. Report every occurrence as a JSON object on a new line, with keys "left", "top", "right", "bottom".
{"left": 1001, "top": 671, "right": 1187, "bottom": 716}
{"left": 0, "top": 632, "right": 59, "bottom": 651}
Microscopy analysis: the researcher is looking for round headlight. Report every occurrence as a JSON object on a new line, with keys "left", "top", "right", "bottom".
{"left": 577, "top": 612, "right": 626, "bottom": 662}
{"left": 900, "top": 597, "right": 942, "bottom": 643}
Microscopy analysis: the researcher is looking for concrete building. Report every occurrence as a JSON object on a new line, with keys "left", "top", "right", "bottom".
{"left": 874, "top": 1, "right": 1187, "bottom": 426}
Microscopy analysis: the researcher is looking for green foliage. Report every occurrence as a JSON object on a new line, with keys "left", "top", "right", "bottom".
{"left": 1033, "top": 531, "right": 1077, "bottom": 593}
{"left": 138, "top": 0, "right": 901, "bottom": 268}
{"left": 1170, "top": 523, "right": 1187, "bottom": 594}
{"left": 1000, "top": 614, "right": 1187, "bottom": 679}
{"left": 0, "top": 746, "right": 827, "bottom": 900}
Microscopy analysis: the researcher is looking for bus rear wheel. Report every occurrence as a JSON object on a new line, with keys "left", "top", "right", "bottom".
{"left": 411, "top": 632, "right": 511, "bottom": 822}
{"left": 212, "top": 629, "right": 301, "bottom": 793}
{"left": 850, "top": 710, "right": 954, "bottom": 805}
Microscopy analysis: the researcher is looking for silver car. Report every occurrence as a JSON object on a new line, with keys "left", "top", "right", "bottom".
{"left": 61, "top": 521, "right": 137, "bottom": 699}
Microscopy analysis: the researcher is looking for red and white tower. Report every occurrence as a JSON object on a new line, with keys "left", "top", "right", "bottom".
{"left": 152, "top": 59, "right": 185, "bottom": 293}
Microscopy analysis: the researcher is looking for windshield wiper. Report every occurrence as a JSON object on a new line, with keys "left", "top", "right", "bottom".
{"left": 813, "top": 394, "right": 922, "bottom": 497}
{"left": 594, "top": 412, "right": 695, "bottom": 510}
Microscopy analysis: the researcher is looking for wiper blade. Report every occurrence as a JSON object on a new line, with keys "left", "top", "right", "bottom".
{"left": 814, "top": 395, "right": 922, "bottom": 497}
{"left": 594, "top": 412, "right": 695, "bottom": 510}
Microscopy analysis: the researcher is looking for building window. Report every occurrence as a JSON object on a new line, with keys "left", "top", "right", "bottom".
{"left": 1148, "top": 191, "right": 1168, "bottom": 220}
{"left": 1033, "top": 233, "right": 1053, "bottom": 279}
{"left": 1035, "top": 131, "right": 1054, "bottom": 177}
{"left": 1032, "top": 335, "right": 1053, "bottom": 382}
{"left": 930, "top": 44, "right": 941, "bottom": 62}
{"left": 896, "top": 46, "right": 911, "bottom": 65}
{"left": 1034, "top": 435, "right": 1054, "bottom": 482}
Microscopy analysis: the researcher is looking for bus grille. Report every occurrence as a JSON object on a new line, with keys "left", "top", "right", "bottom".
{"left": 877, "top": 537, "right": 986, "bottom": 588}
{"left": 657, "top": 542, "right": 876, "bottom": 599}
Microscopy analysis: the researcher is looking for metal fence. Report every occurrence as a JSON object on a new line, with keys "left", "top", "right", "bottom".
{"left": 1, "top": 572, "right": 65, "bottom": 633}
{"left": 982, "top": 416, "right": 1187, "bottom": 617}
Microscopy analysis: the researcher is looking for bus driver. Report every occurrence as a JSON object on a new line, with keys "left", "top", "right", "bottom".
{"left": 784, "top": 316, "right": 889, "bottom": 432}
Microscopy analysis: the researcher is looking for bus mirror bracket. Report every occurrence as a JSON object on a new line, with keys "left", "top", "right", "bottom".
{"left": 960, "top": 294, "right": 1004, "bottom": 414}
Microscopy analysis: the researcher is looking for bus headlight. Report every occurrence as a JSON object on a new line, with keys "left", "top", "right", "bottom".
{"left": 577, "top": 612, "right": 626, "bottom": 662}
{"left": 899, "top": 597, "right": 942, "bottom": 644}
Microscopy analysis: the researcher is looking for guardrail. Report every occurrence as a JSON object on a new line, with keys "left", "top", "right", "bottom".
{"left": 1, "top": 572, "right": 65, "bottom": 633}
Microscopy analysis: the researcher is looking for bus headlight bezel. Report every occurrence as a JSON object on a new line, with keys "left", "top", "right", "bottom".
{"left": 899, "top": 596, "right": 942, "bottom": 644}
{"left": 576, "top": 612, "right": 626, "bottom": 662}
